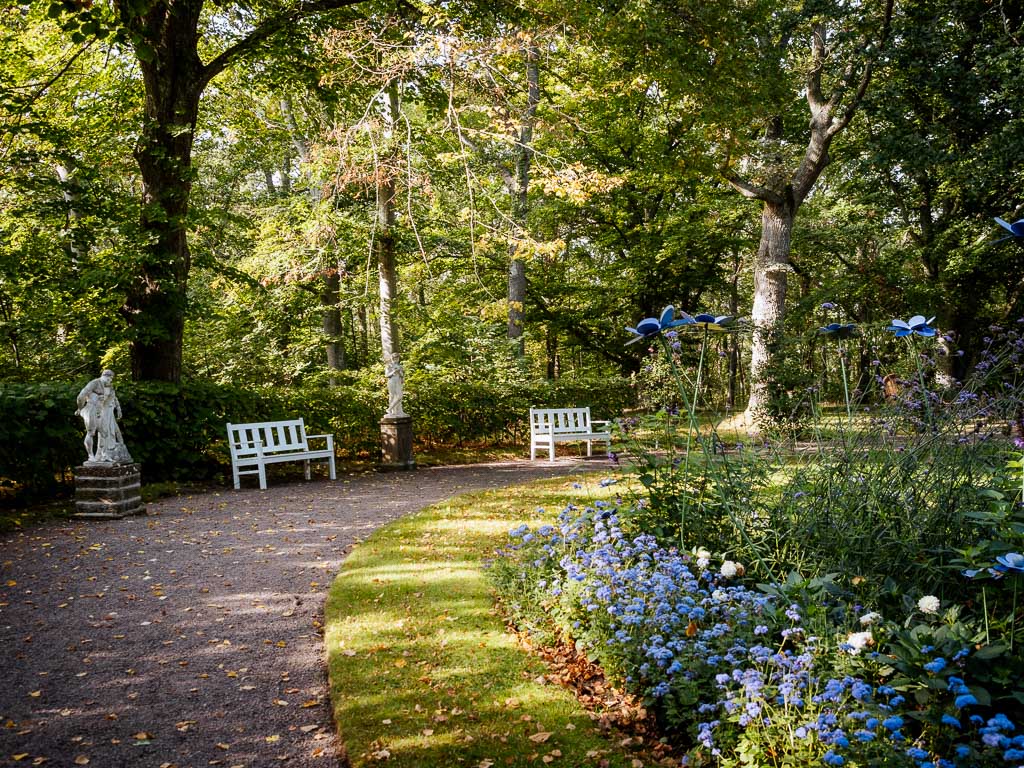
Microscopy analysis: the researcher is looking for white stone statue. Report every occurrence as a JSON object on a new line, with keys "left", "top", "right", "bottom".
{"left": 76, "top": 369, "right": 133, "bottom": 465}
{"left": 384, "top": 354, "right": 407, "bottom": 418}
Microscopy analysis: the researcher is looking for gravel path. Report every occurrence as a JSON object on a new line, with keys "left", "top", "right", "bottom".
{"left": 0, "top": 459, "right": 601, "bottom": 768}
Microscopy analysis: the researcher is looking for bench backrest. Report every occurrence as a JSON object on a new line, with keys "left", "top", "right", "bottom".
{"left": 530, "top": 407, "right": 593, "bottom": 435}
{"left": 227, "top": 419, "right": 309, "bottom": 458}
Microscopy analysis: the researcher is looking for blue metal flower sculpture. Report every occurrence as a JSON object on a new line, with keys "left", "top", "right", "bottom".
{"left": 995, "top": 552, "right": 1024, "bottom": 573}
{"left": 887, "top": 315, "right": 937, "bottom": 337}
{"left": 817, "top": 322, "right": 859, "bottom": 340}
{"left": 994, "top": 216, "right": 1024, "bottom": 243}
{"left": 688, "top": 313, "right": 737, "bottom": 332}
{"left": 625, "top": 305, "right": 691, "bottom": 345}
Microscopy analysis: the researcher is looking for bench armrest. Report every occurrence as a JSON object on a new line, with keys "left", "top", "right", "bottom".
{"left": 591, "top": 420, "right": 610, "bottom": 428}
{"left": 306, "top": 433, "right": 335, "bottom": 450}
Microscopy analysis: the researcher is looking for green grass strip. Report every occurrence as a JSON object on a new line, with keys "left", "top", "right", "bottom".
{"left": 325, "top": 474, "right": 640, "bottom": 768}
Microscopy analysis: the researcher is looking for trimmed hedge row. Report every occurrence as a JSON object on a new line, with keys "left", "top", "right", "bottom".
{"left": 0, "top": 375, "right": 634, "bottom": 502}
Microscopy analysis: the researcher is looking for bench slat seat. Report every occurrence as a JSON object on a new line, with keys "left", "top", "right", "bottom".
{"left": 227, "top": 418, "right": 336, "bottom": 490}
{"left": 529, "top": 407, "right": 611, "bottom": 462}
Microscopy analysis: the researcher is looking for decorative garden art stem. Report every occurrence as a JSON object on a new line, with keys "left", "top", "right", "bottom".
{"left": 656, "top": 335, "right": 773, "bottom": 580}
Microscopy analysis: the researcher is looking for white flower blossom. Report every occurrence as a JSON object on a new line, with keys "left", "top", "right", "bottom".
{"left": 917, "top": 595, "right": 941, "bottom": 615}
{"left": 720, "top": 560, "right": 738, "bottom": 578}
{"left": 844, "top": 630, "right": 874, "bottom": 655}
{"left": 859, "top": 611, "right": 882, "bottom": 626}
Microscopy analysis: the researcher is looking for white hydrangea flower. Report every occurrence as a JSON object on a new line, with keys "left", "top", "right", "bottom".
{"left": 844, "top": 630, "right": 874, "bottom": 655}
{"left": 720, "top": 560, "right": 738, "bottom": 578}
{"left": 917, "top": 595, "right": 941, "bottom": 615}
{"left": 859, "top": 611, "right": 882, "bottom": 626}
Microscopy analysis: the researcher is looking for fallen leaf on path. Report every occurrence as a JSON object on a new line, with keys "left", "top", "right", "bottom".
{"left": 341, "top": 650, "right": 357, "bottom": 657}
{"left": 11, "top": 755, "right": 28, "bottom": 762}
{"left": 528, "top": 732, "right": 552, "bottom": 743}
{"left": 28, "top": 691, "right": 41, "bottom": 698}
{"left": 299, "top": 725, "right": 318, "bottom": 733}
{"left": 73, "top": 757, "right": 89, "bottom": 765}
{"left": 265, "top": 735, "right": 280, "bottom": 743}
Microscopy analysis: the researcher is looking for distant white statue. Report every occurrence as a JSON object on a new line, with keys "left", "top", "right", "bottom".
{"left": 384, "top": 354, "right": 407, "bottom": 418}
{"left": 76, "top": 369, "right": 133, "bottom": 465}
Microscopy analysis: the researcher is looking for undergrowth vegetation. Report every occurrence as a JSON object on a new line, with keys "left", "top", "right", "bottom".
{"left": 491, "top": 313, "right": 1024, "bottom": 766}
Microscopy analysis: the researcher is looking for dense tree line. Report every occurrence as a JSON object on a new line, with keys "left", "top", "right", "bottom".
{"left": 1, "top": 0, "right": 1021, "bottom": 424}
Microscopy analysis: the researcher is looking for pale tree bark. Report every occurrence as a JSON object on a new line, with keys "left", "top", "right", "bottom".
{"left": 725, "top": 5, "right": 893, "bottom": 430}
{"left": 377, "top": 80, "right": 401, "bottom": 378}
{"left": 507, "top": 44, "right": 540, "bottom": 354}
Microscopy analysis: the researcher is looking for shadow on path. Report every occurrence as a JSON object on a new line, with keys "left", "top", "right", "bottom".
{"left": 0, "top": 459, "right": 604, "bottom": 768}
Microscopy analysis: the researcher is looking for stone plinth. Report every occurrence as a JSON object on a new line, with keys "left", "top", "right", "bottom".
{"left": 74, "top": 463, "right": 146, "bottom": 518}
{"left": 380, "top": 415, "right": 415, "bottom": 471}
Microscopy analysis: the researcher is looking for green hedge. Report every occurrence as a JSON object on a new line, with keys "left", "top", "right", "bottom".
{"left": 0, "top": 375, "right": 634, "bottom": 503}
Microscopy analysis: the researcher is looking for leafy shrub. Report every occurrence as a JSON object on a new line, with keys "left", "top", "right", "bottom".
{"left": 0, "top": 373, "right": 635, "bottom": 502}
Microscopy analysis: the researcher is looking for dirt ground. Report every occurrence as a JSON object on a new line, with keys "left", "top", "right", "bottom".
{"left": 0, "top": 459, "right": 603, "bottom": 768}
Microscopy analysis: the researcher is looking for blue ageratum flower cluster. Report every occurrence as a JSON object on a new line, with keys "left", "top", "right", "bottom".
{"left": 495, "top": 505, "right": 1024, "bottom": 767}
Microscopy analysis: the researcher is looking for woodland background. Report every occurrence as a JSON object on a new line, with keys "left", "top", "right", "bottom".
{"left": 1, "top": 0, "right": 1022, "bottom": 496}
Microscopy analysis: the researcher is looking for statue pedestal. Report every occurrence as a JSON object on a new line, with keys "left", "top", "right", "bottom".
{"left": 380, "top": 416, "right": 415, "bottom": 471}
{"left": 73, "top": 463, "right": 146, "bottom": 519}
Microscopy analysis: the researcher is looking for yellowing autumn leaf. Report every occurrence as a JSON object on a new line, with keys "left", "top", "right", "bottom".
{"left": 528, "top": 732, "right": 552, "bottom": 743}
{"left": 74, "top": 757, "right": 89, "bottom": 766}
{"left": 300, "top": 700, "right": 318, "bottom": 708}
{"left": 132, "top": 732, "right": 151, "bottom": 741}
{"left": 5, "top": 580, "right": 16, "bottom": 587}
{"left": 265, "top": 735, "right": 280, "bottom": 743}
{"left": 12, "top": 755, "right": 29, "bottom": 762}
{"left": 28, "top": 691, "right": 41, "bottom": 698}
{"left": 393, "top": 659, "right": 407, "bottom": 668}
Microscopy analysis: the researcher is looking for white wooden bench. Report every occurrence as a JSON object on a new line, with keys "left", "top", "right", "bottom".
{"left": 227, "top": 418, "right": 336, "bottom": 490}
{"left": 529, "top": 407, "right": 611, "bottom": 461}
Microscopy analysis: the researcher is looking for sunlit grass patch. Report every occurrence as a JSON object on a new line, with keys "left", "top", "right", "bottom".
{"left": 325, "top": 474, "right": 637, "bottom": 768}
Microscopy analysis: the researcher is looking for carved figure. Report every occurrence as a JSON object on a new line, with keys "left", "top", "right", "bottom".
{"left": 384, "top": 354, "right": 407, "bottom": 418}
{"left": 76, "top": 369, "right": 133, "bottom": 464}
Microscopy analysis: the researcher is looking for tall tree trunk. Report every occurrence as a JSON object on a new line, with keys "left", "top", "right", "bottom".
{"left": 546, "top": 327, "right": 559, "bottom": 380}
{"left": 122, "top": 1, "right": 205, "bottom": 383}
{"left": 746, "top": 201, "right": 795, "bottom": 418}
{"left": 727, "top": 249, "right": 741, "bottom": 411}
{"left": 724, "top": 8, "right": 892, "bottom": 430}
{"left": 321, "top": 269, "right": 345, "bottom": 382}
{"left": 106, "top": 0, "right": 368, "bottom": 382}
{"left": 507, "top": 44, "right": 539, "bottom": 353}
{"left": 377, "top": 81, "right": 401, "bottom": 369}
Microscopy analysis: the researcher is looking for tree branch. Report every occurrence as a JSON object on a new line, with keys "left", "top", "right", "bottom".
{"left": 721, "top": 168, "right": 784, "bottom": 205}
{"left": 200, "top": 0, "right": 369, "bottom": 88}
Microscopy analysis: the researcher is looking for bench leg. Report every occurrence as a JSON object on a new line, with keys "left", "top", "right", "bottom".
{"left": 530, "top": 441, "right": 536, "bottom": 460}
{"left": 304, "top": 459, "right": 311, "bottom": 481}
{"left": 232, "top": 465, "right": 241, "bottom": 490}
{"left": 549, "top": 442, "right": 555, "bottom": 462}
{"left": 328, "top": 455, "right": 336, "bottom": 480}
{"left": 587, "top": 440, "right": 593, "bottom": 457}
{"left": 258, "top": 464, "right": 268, "bottom": 490}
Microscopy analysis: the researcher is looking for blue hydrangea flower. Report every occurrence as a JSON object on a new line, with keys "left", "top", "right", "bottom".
{"left": 625, "top": 305, "right": 691, "bottom": 344}
{"left": 818, "top": 322, "right": 858, "bottom": 340}
{"left": 887, "top": 315, "right": 937, "bottom": 337}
